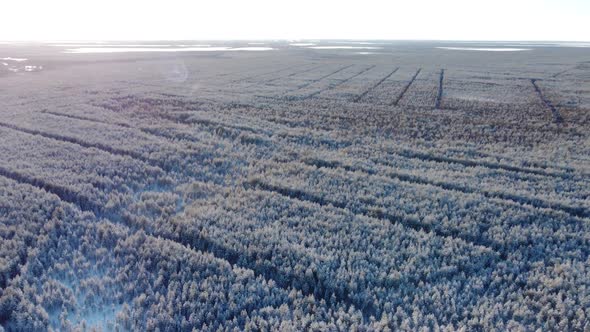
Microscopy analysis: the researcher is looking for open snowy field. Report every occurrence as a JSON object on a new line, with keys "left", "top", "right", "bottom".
{"left": 0, "top": 40, "right": 589, "bottom": 331}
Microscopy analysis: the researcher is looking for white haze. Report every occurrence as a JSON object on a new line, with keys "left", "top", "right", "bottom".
{"left": 64, "top": 47, "right": 274, "bottom": 53}
{"left": 0, "top": 0, "right": 588, "bottom": 41}
{"left": 436, "top": 47, "right": 532, "bottom": 52}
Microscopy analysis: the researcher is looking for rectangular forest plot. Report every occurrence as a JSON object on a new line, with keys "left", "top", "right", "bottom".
{"left": 357, "top": 67, "right": 419, "bottom": 105}
{"left": 42, "top": 101, "right": 276, "bottom": 150}
{"left": 40, "top": 103, "right": 135, "bottom": 128}
{"left": 287, "top": 63, "right": 350, "bottom": 82}
{"left": 255, "top": 64, "right": 350, "bottom": 97}
{"left": 352, "top": 67, "right": 400, "bottom": 102}
{"left": 366, "top": 153, "right": 589, "bottom": 218}
{"left": 346, "top": 142, "right": 561, "bottom": 176}
{"left": 313, "top": 64, "right": 375, "bottom": 87}
{"left": 533, "top": 79, "right": 590, "bottom": 124}
{"left": 21, "top": 104, "right": 288, "bottom": 186}
{"left": 246, "top": 63, "right": 318, "bottom": 85}
{"left": 179, "top": 187, "right": 498, "bottom": 320}
{"left": 253, "top": 160, "right": 590, "bottom": 258}
{"left": 158, "top": 105, "right": 281, "bottom": 137}
{"left": 396, "top": 69, "right": 441, "bottom": 109}
{"left": 313, "top": 65, "right": 385, "bottom": 100}
{"left": 440, "top": 71, "right": 544, "bottom": 115}
{"left": 336, "top": 146, "right": 590, "bottom": 212}
{"left": 222, "top": 63, "right": 308, "bottom": 93}
{"left": 227, "top": 64, "right": 322, "bottom": 95}
{"left": 429, "top": 144, "right": 583, "bottom": 176}
{"left": 92, "top": 93, "right": 214, "bottom": 115}
{"left": 279, "top": 64, "right": 362, "bottom": 100}
{"left": 0, "top": 126, "right": 166, "bottom": 213}
{"left": 301, "top": 64, "right": 378, "bottom": 100}
{"left": 231, "top": 63, "right": 304, "bottom": 84}
{"left": 0, "top": 112, "right": 220, "bottom": 176}
{"left": 263, "top": 63, "right": 323, "bottom": 85}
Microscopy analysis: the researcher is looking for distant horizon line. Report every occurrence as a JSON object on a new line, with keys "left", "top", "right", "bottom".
{"left": 1, "top": 39, "right": 589, "bottom": 43}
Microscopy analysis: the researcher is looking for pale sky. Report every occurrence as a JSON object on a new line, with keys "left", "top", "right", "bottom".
{"left": 1, "top": 0, "right": 589, "bottom": 41}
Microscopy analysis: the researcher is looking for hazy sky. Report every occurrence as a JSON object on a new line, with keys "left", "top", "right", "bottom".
{"left": 2, "top": 0, "right": 589, "bottom": 41}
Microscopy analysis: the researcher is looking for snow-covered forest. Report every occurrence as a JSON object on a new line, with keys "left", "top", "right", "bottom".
{"left": 0, "top": 41, "right": 589, "bottom": 331}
